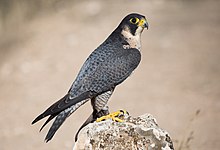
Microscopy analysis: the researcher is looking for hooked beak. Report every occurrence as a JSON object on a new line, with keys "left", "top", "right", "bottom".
{"left": 138, "top": 18, "right": 149, "bottom": 29}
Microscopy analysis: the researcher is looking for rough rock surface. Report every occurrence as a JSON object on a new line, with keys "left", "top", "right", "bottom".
{"left": 73, "top": 113, "right": 174, "bottom": 150}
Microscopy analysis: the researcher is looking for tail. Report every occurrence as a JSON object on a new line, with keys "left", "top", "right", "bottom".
{"left": 32, "top": 92, "right": 90, "bottom": 125}
{"left": 45, "top": 99, "right": 89, "bottom": 142}
{"left": 32, "top": 92, "right": 91, "bottom": 142}
{"left": 45, "top": 109, "right": 70, "bottom": 142}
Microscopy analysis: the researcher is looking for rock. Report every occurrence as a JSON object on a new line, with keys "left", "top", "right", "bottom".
{"left": 73, "top": 113, "right": 174, "bottom": 150}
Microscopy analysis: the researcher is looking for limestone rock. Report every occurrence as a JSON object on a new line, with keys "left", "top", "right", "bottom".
{"left": 73, "top": 114, "right": 174, "bottom": 150}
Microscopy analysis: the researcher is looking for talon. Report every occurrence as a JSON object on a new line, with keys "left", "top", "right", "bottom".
{"left": 96, "top": 109, "right": 129, "bottom": 122}
{"left": 96, "top": 116, "right": 108, "bottom": 122}
{"left": 119, "top": 109, "right": 129, "bottom": 116}
{"left": 114, "top": 117, "right": 123, "bottom": 122}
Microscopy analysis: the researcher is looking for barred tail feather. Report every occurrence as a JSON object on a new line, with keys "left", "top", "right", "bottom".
{"left": 45, "top": 99, "right": 89, "bottom": 142}
{"left": 32, "top": 91, "right": 91, "bottom": 125}
{"left": 45, "top": 110, "right": 69, "bottom": 142}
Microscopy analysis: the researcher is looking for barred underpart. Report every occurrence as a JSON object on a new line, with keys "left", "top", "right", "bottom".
{"left": 93, "top": 90, "right": 113, "bottom": 112}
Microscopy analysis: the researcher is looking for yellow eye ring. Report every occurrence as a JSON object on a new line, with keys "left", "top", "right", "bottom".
{"left": 129, "top": 17, "right": 139, "bottom": 24}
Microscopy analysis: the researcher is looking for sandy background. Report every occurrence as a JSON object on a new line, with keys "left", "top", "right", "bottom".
{"left": 0, "top": 0, "right": 220, "bottom": 149}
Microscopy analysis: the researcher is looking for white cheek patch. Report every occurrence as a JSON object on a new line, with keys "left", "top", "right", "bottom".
{"left": 121, "top": 26, "right": 143, "bottom": 50}
{"left": 135, "top": 26, "right": 144, "bottom": 36}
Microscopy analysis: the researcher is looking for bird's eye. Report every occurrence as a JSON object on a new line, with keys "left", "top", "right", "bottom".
{"left": 129, "top": 17, "right": 139, "bottom": 24}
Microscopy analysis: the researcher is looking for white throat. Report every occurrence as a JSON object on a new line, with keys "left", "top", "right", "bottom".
{"left": 121, "top": 26, "right": 143, "bottom": 50}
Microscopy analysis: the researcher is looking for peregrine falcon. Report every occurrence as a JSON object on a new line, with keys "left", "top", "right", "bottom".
{"left": 32, "top": 13, "right": 148, "bottom": 142}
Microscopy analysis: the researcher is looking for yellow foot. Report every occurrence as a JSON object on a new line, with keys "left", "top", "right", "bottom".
{"left": 96, "top": 109, "right": 129, "bottom": 122}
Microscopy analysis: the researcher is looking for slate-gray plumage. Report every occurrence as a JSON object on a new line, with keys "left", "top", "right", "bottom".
{"left": 32, "top": 13, "right": 148, "bottom": 142}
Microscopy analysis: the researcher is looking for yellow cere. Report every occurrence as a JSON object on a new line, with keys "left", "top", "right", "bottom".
{"left": 138, "top": 18, "right": 147, "bottom": 27}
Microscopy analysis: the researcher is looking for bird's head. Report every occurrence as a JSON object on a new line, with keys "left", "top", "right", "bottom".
{"left": 117, "top": 13, "right": 148, "bottom": 36}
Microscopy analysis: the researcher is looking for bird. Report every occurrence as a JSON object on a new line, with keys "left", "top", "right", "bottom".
{"left": 32, "top": 13, "right": 148, "bottom": 142}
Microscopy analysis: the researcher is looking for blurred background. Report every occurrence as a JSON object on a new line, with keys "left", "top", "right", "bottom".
{"left": 0, "top": 0, "right": 220, "bottom": 149}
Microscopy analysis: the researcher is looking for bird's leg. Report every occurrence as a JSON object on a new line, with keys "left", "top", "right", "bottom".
{"left": 96, "top": 106, "right": 110, "bottom": 118}
{"left": 96, "top": 109, "right": 129, "bottom": 122}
